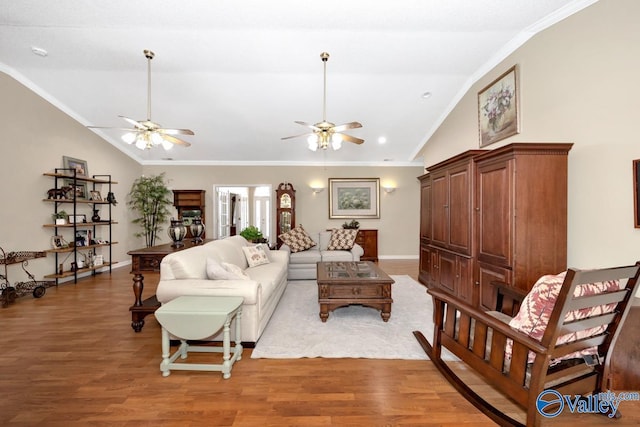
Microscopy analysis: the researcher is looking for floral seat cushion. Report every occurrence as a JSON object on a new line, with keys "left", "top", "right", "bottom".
{"left": 507, "top": 271, "right": 621, "bottom": 362}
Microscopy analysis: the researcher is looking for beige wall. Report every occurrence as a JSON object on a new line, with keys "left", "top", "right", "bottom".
{"left": 142, "top": 164, "right": 422, "bottom": 258}
{"left": 1, "top": 72, "right": 421, "bottom": 283}
{"left": 0, "top": 73, "right": 143, "bottom": 281}
{"left": 418, "top": 0, "right": 640, "bottom": 271}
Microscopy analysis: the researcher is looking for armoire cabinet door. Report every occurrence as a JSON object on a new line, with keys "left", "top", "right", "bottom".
{"left": 448, "top": 163, "right": 472, "bottom": 255}
{"left": 477, "top": 159, "right": 512, "bottom": 268}
{"left": 430, "top": 171, "right": 448, "bottom": 248}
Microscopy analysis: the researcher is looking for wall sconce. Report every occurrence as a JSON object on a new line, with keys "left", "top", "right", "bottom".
{"left": 311, "top": 186, "right": 324, "bottom": 194}
{"left": 383, "top": 186, "right": 396, "bottom": 194}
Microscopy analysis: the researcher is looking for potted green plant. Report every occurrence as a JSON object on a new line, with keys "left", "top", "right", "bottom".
{"left": 127, "top": 173, "right": 173, "bottom": 247}
{"left": 342, "top": 219, "right": 360, "bottom": 229}
{"left": 239, "top": 225, "right": 265, "bottom": 243}
{"left": 52, "top": 210, "right": 68, "bottom": 225}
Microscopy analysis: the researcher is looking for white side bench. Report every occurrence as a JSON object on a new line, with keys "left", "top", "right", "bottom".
{"left": 155, "top": 295, "right": 243, "bottom": 379}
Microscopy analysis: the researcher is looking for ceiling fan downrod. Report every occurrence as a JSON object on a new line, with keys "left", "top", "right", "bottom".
{"left": 144, "top": 49, "right": 154, "bottom": 122}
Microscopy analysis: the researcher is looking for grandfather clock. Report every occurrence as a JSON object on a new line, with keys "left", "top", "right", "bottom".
{"left": 276, "top": 182, "right": 295, "bottom": 247}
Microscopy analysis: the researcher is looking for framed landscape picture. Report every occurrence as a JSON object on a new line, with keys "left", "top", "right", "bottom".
{"left": 328, "top": 178, "right": 380, "bottom": 219}
{"left": 478, "top": 65, "right": 520, "bottom": 147}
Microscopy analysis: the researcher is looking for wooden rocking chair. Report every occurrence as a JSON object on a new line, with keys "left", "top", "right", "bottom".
{"left": 414, "top": 262, "right": 640, "bottom": 426}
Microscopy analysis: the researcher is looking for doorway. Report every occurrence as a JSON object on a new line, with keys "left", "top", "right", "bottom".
{"left": 214, "top": 185, "right": 272, "bottom": 242}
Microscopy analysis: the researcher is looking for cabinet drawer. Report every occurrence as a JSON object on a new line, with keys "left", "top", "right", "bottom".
{"left": 327, "top": 284, "right": 386, "bottom": 299}
{"left": 132, "top": 254, "right": 163, "bottom": 272}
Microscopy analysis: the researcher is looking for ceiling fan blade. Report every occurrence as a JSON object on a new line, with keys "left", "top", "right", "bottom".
{"left": 294, "top": 121, "right": 321, "bottom": 131}
{"left": 157, "top": 128, "right": 195, "bottom": 136}
{"left": 281, "top": 132, "right": 314, "bottom": 141}
{"left": 332, "top": 122, "right": 363, "bottom": 133}
{"left": 160, "top": 133, "right": 191, "bottom": 147}
{"left": 87, "top": 126, "right": 139, "bottom": 132}
{"left": 118, "top": 115, "right": 146, "bottom": 130}
{"left": 340, "top": 133, "right": 365, "bottom": 145}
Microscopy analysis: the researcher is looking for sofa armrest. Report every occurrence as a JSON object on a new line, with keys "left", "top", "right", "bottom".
{"left": 351, "top": 243, "right": 364, "bottom": 259}
{"left": 156, "top": 279, "right": 262, "bottom": 305}
{"left": 279, "top": 244, "right": 291, "bottom": 255}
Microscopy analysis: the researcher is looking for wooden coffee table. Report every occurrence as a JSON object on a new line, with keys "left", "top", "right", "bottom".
{"left": 316, "top": 261, "right": 395, "bottom": 322}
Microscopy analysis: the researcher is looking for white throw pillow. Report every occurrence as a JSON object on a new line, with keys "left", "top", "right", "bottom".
{"left": 206, "top": 258, "right": 249, "bottom": 280}
{"left": 221, "top": 262, "right": 250, "bottom": 280}
{"left": 242, "top": 245, "right": 270, "bottom": 267}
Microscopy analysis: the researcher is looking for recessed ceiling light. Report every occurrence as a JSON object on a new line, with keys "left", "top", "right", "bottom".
{"left": 421, "top": 91, "right": 432, "bottom": 99}
{"left": 378, "top": 136, "right": 387, "bottom": 144}
{"left": 31, "top": 46, "right": 48, "bottom": 57}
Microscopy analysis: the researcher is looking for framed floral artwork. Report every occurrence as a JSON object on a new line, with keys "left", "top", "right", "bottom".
{"left": 478, "top": 65, "right": 520, "bottom": 147}
{"left": 328, "top": 178, "right": 380, "bottom": 219}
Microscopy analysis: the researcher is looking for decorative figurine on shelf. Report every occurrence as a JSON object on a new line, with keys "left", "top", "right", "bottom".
{"left": 47, "top": 186, "right": 74, "bottom": 200}
{"left": 92, "top": 209, "right": 101, "bottom": 222}
{"left": 190, "top": 217, "right": 205, "bottom": 244}
{"left": 168, "top": 218, "right": 187, "bottom": 247}
{"left": 106, "top": 191, "right": 118, "bottom": 206}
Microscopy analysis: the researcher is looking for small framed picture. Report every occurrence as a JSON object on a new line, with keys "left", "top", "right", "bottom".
{"left": 63, "top": 156, "right": 89, "bottom": 177}
{"left": 68, "top": 214, "right": 87, "bottom": 224}
{"left": 51, "top": 235, "right": 69, "bottom": 249}
{"left": 64, "top": 180, "right": 88, "bottom": 200}
{"left": 75, "top": 230, "right": 89, "bottom": 247}
{"left": 94, "top": 254, "right": 104, "bottom": 266}
{"left": 90, "top": 190, "right": 103, "bottom": 201}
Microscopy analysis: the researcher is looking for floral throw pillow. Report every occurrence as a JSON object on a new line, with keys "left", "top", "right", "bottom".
{"left": 278, "top": 225, "right": 316, "bottom": 253}
{"left": 327, "top": 228, "right": 358, "bottom": 250}
{"left": 242, "top": 245, "right": 270, "bottom": 268}
{"left": 506, "top": 271, "right": 622, "bottom": 363}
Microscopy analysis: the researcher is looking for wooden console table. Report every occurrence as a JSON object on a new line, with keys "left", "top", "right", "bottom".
{"left": 128, "top": 239, "right": 211, "bottom": 332}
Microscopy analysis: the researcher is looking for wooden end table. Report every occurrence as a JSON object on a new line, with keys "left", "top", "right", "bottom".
{"left": 128, "top": 239, "right": 211, "bottom": 332}
{"left": 316, "top": 261, "right": 394, "bottom": 322}
{"left": 155, "top": 296, "right": 244, "bottom": 379}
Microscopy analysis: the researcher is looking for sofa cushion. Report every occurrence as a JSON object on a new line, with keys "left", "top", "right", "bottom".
{"left": 288, "top": 247, "right": 322, "bottom": 264}
{"left": 242, "top": 245, "right": 270, "bottom": 267}
{"left": 327, "top": 228, "right": 358, "bottom": 250}
{"left": 321, "top": 250, "right": 356, "bottom": 262}
{"left": 507, "top": 272, "right": 622, "bottom": 362}
{"left": 206, "top": 257, "right": 249, "bottom": 280}
{"left": 278, "top": 225, "right": 316, "bottom": 253}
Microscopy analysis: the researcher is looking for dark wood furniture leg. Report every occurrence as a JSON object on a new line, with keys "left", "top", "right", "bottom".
{"left": 128, "top": 240, "right": 211, "bottom": 333}
{"left": 129, "top": 273, "right": 160, "bottom": 332}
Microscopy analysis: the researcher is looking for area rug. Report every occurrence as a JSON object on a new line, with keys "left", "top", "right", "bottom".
{"left": 251, "top": 275, "right": 457, "bottom": 360}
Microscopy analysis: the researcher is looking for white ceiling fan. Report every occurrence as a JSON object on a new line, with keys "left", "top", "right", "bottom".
{"left": 88, "top": 49, "right": 194, "bottom": 150}
{"left": 282, "top": 52, "right": 363, "bottom": 151}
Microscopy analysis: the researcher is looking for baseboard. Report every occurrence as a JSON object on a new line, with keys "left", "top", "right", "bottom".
{"left": 378, "top": 255, "right": 419, "bottom": 260}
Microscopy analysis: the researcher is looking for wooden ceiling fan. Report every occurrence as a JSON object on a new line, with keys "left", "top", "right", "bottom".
{"left": 282, "top": 52, "right": 363, "bottom": 151}
{"left": 87, "top": 49, "right": 194, "bottom": 150}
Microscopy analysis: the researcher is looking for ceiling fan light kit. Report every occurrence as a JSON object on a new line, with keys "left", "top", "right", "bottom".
{"left": 283, "top": 52, "right": 363, "bottom": 152}
{"left": 88, "top": 49, "right": 194, "bottom": 151}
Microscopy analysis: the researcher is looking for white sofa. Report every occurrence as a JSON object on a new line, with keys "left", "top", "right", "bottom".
{"left": 281, "top": 230, "right": 364, "bottom": 280}
{"left": 156, "top": 235, "right": 288, "bottom": 343}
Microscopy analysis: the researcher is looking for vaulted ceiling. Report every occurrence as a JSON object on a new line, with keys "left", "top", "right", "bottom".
{"left": 0, "top": 0, "right": 596, "bottom": 165}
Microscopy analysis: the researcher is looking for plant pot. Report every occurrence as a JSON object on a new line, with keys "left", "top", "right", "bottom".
{"left": 55, "top": 218, "right": 67, "bottom": 225}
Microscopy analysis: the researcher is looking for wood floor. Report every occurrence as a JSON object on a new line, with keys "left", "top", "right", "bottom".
{"left": 1, "top": 260, "right": 638, "bottom": 426}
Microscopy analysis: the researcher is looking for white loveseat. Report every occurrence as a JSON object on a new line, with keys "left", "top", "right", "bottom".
{"left": 281, "top": 230, "right": 363, "bottom": 280}
{"left": 156, "top": 235, "right": 288, "bottom": 343}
